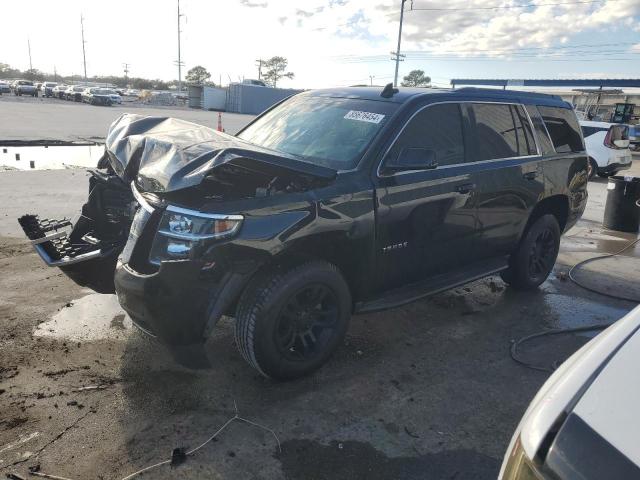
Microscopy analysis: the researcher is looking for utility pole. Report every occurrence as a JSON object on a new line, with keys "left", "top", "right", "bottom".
{"left": 27, "top": 38, "right": 33, "bottom": 71}
{"left": 369, "top": 75, "right": 375, "bottom": 86}
{"left": 123, "top": 63, "right": 130, "bottom": 86}
{"left": 80, "top": 14, "right": 88, "bottom": 81}
{"left": 391, "top": 0, "right": 409, "bottom": 87}
{"left": 54, "top": 65, "right": 58, "bottom": 82}
{"left": 175, "top": 0, "right": 185, "bottom": 93}
{"left": 255, "top": 59, "right": 264, "bottom": 80}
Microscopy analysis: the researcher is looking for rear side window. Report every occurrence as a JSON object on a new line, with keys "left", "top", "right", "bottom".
{"left": 389, "top": 103, "right": 465, "bottom": 167}
{"left": 581, "top": 126, "right": 609, "bottom": 138}
{"left": 537, "top": 106, "right": 584, "bottom": 153}
{"left": 469, "top": 103, "right": 536, "bottom": 161}
{"left": 525, "top": 105, "right": 554, "bottom": 155}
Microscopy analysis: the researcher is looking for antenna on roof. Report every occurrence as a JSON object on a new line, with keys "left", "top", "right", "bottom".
{"left": 380, "top": 83, "right": 398, "bottom": 98}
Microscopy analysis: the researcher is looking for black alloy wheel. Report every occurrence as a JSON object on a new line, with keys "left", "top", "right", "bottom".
{"left": 527, "top": 227, "right": 556, "bottom": 284}
{"left": 274, "top": 283, "right": 339, "bottom": 362}
{"left": 235, "top": 260, "right": 351, "bottom": 380}
{"left": 501, "top": 214, "right": 560, "bottom": 290}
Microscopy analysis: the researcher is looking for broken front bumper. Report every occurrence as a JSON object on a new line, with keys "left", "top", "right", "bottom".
{"left": 18, "top": 214, "right": 121, "bottom": 293}
{"left": 114, "top": 259, "right": 251, "bottom": 345}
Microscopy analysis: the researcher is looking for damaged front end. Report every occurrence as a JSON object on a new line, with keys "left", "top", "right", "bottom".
{"left": 18, "top": 114, "right": 336, "bottom": 334}
{"left": 19, "top": 168, "right": 134, "bottom": 293}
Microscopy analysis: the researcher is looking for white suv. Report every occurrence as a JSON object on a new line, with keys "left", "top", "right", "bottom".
{"left": 580, "top": 121, "right": 632, "bottom": 179}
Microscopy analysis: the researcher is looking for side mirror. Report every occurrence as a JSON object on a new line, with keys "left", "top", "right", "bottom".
{"left": 384, "top": 147, "right": 438, "bottom": 171}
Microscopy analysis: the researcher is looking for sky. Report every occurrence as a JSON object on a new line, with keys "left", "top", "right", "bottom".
{"left": 1, "top": 0, "right": 639, "bottom": 88}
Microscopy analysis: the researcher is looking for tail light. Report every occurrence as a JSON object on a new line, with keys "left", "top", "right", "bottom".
{"left": 603, "top": 125, "right": 630, "bottom": 149}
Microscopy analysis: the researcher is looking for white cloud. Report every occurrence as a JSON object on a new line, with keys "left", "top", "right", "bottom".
{"left": 0, "top": 0, "right": 637, "bottom": 87}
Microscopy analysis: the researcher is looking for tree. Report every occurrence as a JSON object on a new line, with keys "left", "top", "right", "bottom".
{"left": 0, "top": 62, "right": 21, "bottom": 79}
{"left": 401, "top": 70, "right": 431, "bottom": 87}
{"left": 23, "top": 69, "right": 44, "bottom": 81}
{"left": 186, "top": 65, "right": 211, "bottom": 85}
{"left": 262, "top": 56, "right": 294, "bottom": 88}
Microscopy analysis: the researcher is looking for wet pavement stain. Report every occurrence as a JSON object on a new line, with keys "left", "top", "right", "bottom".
{"left": 34, "top": 293, "right": 132, "bottom": 341}
{"left": 542, "top": 293, "right": 630, "bottom": 331}
{"left": 275, "top": 440, "right": 499, "bottom": 480}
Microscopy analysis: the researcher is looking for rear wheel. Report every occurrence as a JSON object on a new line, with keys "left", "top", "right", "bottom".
{"left": 235, "top": 260, "right": 351, "bottom": 380}
{"left": 501, "top": 214, "right": 560, "bottom": 290}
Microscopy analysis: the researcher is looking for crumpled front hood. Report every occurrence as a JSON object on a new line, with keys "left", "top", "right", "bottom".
{"left": 103, "top": 113, "right": 337, "bottom": 193}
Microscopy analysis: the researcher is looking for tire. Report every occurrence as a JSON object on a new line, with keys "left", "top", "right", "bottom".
{"left": 235, "top": 260, "right": 351, "bottom": 380}
{"left": 501, "top": 214, "right": 560, "bottom": 290}
{"left": 588, "top": 158, "right": 598, "bottom": 180}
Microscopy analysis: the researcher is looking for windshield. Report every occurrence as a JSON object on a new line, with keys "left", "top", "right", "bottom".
{"left": 101, "top": 89, "right": 116, "bottom": 95}
{"left": 237, "top": 94, "right": 398, "bottom": 170}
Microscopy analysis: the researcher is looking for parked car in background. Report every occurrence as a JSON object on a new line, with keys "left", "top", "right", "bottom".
{"left": 0, "top": 81, "right": 11, "bottom": 94}
{"left": 499, "top": 305, "right": 640, "bottom": 480}
{"left": 82, "top": 87, "right": 113, "bottom": 106}
{"left": 13, "top": 80, "right": 38, "bottom": 97}
{"left": 114, "top": 87, "right": 125, "bottom": 96}
{"left": 42, "top": 82, "right": 57, "bottom": 97}
{"left": 65, "top": 85, "right": 86, "bottom": 102}
{"left": 101, "top": 88, "right": 122, "bottom": 104}
{"left": 124, "top": 88, "right": 140, "bottom": 97}
{"left": 19, "top": 86, "right": 588, "bottom": 379}
{"left": 52, "top": 85, "right": 68, "bottom": 99}
{"left": 628, "top": 124, "right": 639, "bottom": 152}
{"left": 580, "top": 120, "right": 631, "bottom": 179}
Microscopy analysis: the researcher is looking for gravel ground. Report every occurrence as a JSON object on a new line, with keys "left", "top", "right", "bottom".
{"left": 0, "top": 107, "right": 639, "bottom": 479}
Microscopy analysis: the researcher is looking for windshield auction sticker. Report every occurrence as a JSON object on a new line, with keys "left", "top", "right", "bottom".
{"left": 344, "top": 110, "right": 385, "bottom": 124}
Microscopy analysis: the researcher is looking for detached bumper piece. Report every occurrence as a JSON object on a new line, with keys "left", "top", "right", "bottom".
{"left": 18, "top": 214, "right": 101, "bottom": 266}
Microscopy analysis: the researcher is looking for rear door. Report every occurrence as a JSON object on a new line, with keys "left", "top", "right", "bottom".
{"left": 465, "top": 102, "right": 543, "bottom": 260}
{"left": 374, "top": 102, "right": 478, "bottom": 291}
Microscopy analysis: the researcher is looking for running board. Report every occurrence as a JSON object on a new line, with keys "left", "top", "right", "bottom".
{"left": 355, "top": 257, "right": 508, "bottom": 314}
{"left": 18, "top": 214, "right": 102, "bottom": 267}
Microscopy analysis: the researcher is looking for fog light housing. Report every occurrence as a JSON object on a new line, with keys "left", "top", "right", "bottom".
{"left": 149, "top": 206, "right": 243, "bottom": 265}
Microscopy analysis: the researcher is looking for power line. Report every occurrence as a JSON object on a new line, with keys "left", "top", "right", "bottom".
{"left": 332, "top": 41, "right": 639, "bottom": 60}
{"left": 388, "top": 0, "right": 621, "bottom": 13}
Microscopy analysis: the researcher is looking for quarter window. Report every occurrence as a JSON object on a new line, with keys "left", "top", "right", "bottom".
{"left": 470, "top": 103, "right": 536, "bottom": 161}
{"left": 538, "top": 106, "right": 584, "bottom": 153}
{"left": 525, "top": 105, "right": 555, "bottom": 155}
{"left": 387, "top": 103, "right": 465, "bottom": 167}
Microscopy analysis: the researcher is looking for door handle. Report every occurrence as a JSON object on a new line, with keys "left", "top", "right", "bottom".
{"left": 523, "top": 171, "right": 538, "bottom": 180}
{"left": 455, "top": 183, "right": 475, "bottom": 194}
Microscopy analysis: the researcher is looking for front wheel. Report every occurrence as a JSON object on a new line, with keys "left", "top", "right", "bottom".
{"left": 588, "top": 158, "right": 598, "bottom": 180}
{"left": 234, "top": 261, "right": 351, "bottom": 380}
{"left": 501, "top": 214, "right": 560, "bottom": 290}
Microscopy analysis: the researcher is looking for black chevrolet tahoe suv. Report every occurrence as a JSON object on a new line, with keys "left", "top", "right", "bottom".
{"left": 19, "top": 85, "right": 588, "bottom": 379}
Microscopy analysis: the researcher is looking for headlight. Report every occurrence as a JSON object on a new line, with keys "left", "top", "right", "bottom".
{"left": 149, "top": 206, "right": 243, "bottom": 264}
{"left": 501, "top": 437, "right": 545, "bottom": 480}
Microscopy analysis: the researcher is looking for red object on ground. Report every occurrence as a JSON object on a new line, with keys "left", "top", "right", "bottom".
{"left": 217, "top": 112, "right": 223, "bottom": 132}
